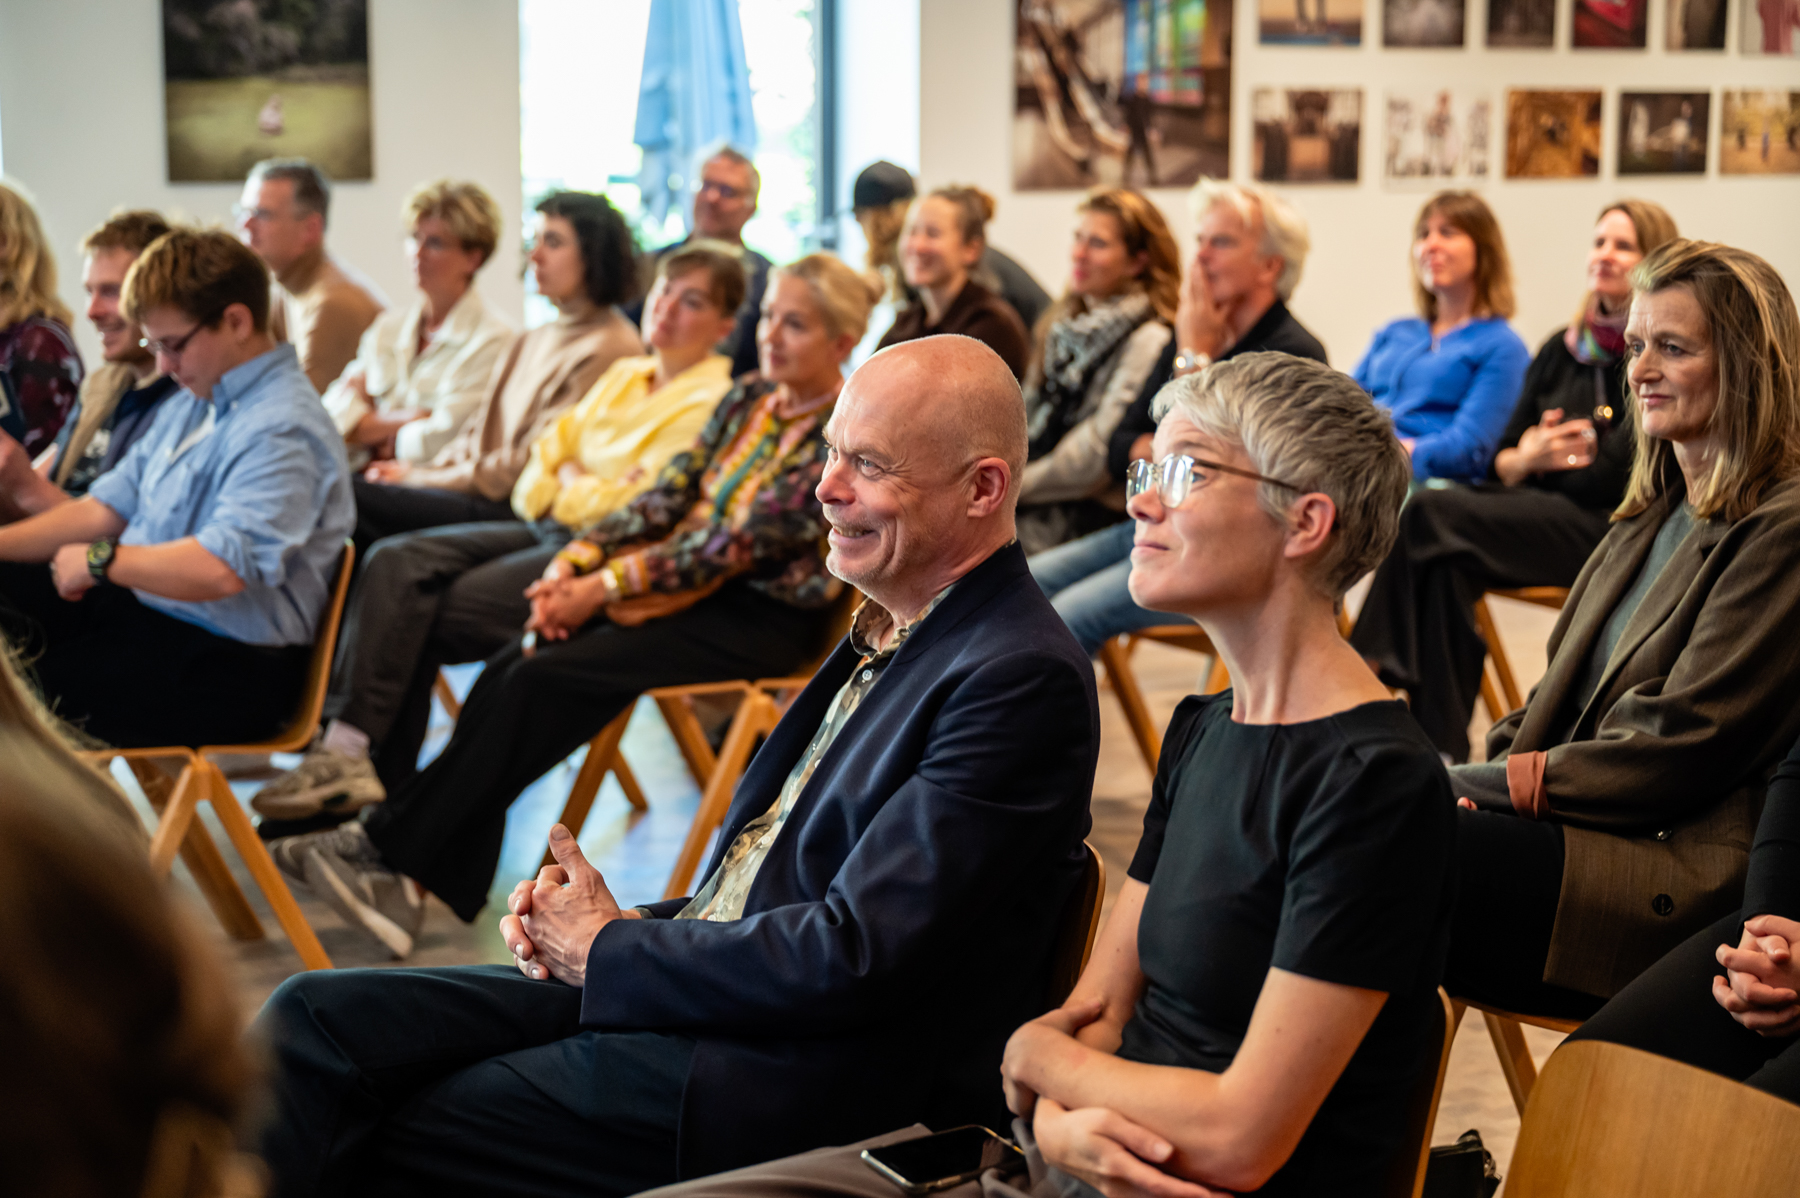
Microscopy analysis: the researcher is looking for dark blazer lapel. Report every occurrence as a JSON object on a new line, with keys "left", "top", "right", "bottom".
{"left": 883, "top": 542, "right": 1032, "bottom": 668}
{"left": 1513, "top": 491, "right": 1674, "bottom": 752}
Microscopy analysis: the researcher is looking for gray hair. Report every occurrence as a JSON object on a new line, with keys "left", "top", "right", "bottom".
{"left": 247, "top": 157, "right": 331, "bottom": 225}
{"left": 1188, "top": 177, "right": 1310, "bottom": 301}
{"left": 1151, "top": 353, "right": 1409, "bottom": 600}
{"left": 699, "top": 143, "right": 762, "bottom": 205}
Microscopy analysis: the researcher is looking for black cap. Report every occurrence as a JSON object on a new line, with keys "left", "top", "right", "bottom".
{"left": 852, "top": 161, "right": 916, "bottom": 211}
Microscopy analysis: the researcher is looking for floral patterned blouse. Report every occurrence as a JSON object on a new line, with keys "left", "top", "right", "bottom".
{"left": 564, "top": 378, "right": 842, "bottom": 611}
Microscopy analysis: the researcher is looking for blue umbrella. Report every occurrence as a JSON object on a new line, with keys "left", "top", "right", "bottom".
{"left": 634, "top": 0, "right": 759, "bottom": 229}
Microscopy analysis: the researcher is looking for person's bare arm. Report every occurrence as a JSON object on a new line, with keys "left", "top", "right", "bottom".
{"left": 0, "top": 496, "right": 125, "bottom": 561}
{"left": 0, "top": 432, "right": 71, "bottom": 517}
{"left": 50, "top": 536, "right": 244, "bottom": 603}
{"left": 1011, "top": 966, "right": 1388, "bottom": 1193}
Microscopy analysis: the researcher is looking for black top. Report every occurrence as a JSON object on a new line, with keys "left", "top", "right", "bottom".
{"left": 1123, "top": 693, "right": 1455, "bottom": 1196}
{"left": 1746, "top": 730, "right": 1800, "bottom": 920}
{"left": 981, "top": 246, "right": 1052, "bottom": 335}
{"left": 1488, "top": 330, "right": 1635, "bottom": 513}
{"left": 1106, "top": 300, "right": 1329, "bottom": 481}
{"left": 876, "top": 279, "right": 1032, "bottom": 380}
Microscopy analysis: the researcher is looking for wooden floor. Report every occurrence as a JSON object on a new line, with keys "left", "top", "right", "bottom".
{"left": 122, "top": 594, "right": 1567, "bottom": 1181}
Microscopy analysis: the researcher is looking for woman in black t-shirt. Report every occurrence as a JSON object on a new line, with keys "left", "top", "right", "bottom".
{"left": 999, "top": 353, "right": 1455, "bottom": 1197}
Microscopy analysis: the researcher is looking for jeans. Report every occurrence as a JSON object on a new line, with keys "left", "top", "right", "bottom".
{"left": 1027, "top": 521, "right": 1182, "bottom": 654}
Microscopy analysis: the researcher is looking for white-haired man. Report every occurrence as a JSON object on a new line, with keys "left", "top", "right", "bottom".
{"left": 1029, "top": 177, "right": 1329, "bottom": 654}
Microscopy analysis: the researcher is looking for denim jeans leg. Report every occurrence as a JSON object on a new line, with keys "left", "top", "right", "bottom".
{"left": 1028, "top": 520, "right": 1138, "bottom": 598}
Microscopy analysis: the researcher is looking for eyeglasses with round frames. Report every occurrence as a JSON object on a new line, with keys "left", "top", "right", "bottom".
{"left": 1126, "top": 454, "right": 1303, "bottom": 509}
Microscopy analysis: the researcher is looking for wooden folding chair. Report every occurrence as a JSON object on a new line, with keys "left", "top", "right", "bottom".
{"left": 1397, "top": 988, "right": 1459, "bottom": 1198}
{"left": 1448, "top": 996, "right": 1583, "bottom": 1116}
{"left": 1503, "top": 1040, "right": 1800, "bottom": 1196}
{"left": 1096, "top": 624, "right": 1229, "bottom": 776}
{"left": 1045, "top": 842, "right": 1107, "bottom": 1007}
{"left": 86, "top": 542, "right": 356, "bottom": 972}
{"left": 1473, "top": 587, "right": 1570, "bottom": 722}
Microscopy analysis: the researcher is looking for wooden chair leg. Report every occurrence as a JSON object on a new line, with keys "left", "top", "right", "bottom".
{"left": 1472, "top": 597, "right": 1524, "bottom": 714}
{"left": 128, "top": 757, "right": 266, "bottom": 941}
{"left": 201, "top": 763, "right": 333, "bottom": 971}
{"left": 1202, "top": 656, "right": 1231, "bottom": 695}
{"left": 1483, "top": 1009, "right": 1539, "bottom": 1115}
{"left": 544, "top": 706, "right": 637, "bottom": 867}
{"left": 655, "top": 693, "right": 719, "bottom": 788}
{"left": 663, "top": 692, "right": 778, "bottom": 901}
{"left": 432, "top": 670, "right": 462, "bottom": 721}
{"left": 612, "top": 753, "right": 648, "bottom": 813}
{"left": 1098, "top": 637, "right": 1161, "bottom": 776}
{"left": 1478, "top": 659, "right": 1508, "bottom": 724}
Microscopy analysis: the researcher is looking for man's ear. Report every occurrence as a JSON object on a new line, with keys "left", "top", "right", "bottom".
{"left": 967, "top": 457, "right": 1012, "bottom": 519}
{"left": 221, "top": 302, "right": 256, "bottom": 342}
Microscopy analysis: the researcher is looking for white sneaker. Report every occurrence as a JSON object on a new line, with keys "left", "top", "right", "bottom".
{"left": 250, "top": 745, "right": 385, "bottom": 820}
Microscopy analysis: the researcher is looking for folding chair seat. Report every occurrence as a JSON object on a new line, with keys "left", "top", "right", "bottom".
{"left": 85, "top": 541, "right": 355, "bottom": 972}
{"left": 1447, "top": 996, "right": 1584, "bottom": 1116}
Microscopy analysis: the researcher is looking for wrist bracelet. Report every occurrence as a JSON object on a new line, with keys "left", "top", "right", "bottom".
{"left": 1172, "top": 348, "right": 1213, "bottom": 376}
{"left": 558, "top": 540, "right": 603, "bottom": 574}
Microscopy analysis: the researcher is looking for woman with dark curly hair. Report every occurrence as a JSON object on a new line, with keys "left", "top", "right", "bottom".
{"left": 351, "top": 190, "right": 644, "bottom": 553}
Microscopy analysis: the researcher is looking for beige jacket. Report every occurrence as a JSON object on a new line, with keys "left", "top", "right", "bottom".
{"left": 405, "top": 307, "right": 643, "bottom": 501}
{"left": 321, "top": 286, "right": 514, "bottom": 466}
{"left": 1019, "top": 321, "right": 1170, "bottom": 505}
{"left": 269, "top": 246, "right": 386, "bottom": 394}
{"left": 1487, "top": 478, "right": 1800, "bottom": 997}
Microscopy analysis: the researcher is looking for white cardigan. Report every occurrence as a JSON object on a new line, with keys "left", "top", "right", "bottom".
{"left": 322, "top": 285, "right": 515, "bottom": 465}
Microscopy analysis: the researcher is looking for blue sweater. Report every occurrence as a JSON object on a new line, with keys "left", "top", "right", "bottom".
{"left": 1353, "top": 316, "right": 1530, "bottom": 482}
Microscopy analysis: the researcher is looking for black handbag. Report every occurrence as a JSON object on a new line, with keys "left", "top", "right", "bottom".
{"left": 1422, "top": 1128, "right": 1500, "bottom": 1198}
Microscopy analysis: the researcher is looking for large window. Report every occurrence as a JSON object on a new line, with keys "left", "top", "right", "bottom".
{"left": 520, "top": 0, "right": 820, "bottom": 326}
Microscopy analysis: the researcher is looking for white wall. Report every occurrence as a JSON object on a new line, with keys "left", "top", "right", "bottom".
{"left": 0, "top": 0, "right": 524, "bottom": 370}
{"left": 919, "top": 0, "right": 1800, "bottom": 369}
{"left": 833, "top": 0, "right": 922, "bottom": 268}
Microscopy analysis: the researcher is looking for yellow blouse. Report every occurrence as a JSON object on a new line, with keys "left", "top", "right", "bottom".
{"left": 510, "top": 353, "right": 733, "bottom": 528}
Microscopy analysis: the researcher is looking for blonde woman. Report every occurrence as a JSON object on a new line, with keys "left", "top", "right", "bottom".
{"left": 323, "top": 180, "right": 515, "bottom": 469}
{"left": 1016, "top": 187, "right": 1181, "bottom": 552}
{"left": 0, "top": 181, "right": 83, "bottom": 455}
{"left": 1446, "top": 241, "right": 1800, "bottom": 1020}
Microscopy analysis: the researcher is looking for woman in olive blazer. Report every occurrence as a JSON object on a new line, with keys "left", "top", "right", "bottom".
{"left": 1443, "top": 240, "right": 1800, "bottom": 1016}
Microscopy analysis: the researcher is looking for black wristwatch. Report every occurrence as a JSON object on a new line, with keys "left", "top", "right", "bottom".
{"left": 86, "top": 537, "right": 117, "bottom": 582}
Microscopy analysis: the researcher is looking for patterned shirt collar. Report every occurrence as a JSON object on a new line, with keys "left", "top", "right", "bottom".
{"left": 847, "top": 584, "right": 956, "bottom": 663}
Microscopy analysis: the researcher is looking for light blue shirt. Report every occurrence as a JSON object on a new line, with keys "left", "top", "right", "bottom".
{"left": 1353, "top": 316, "right": 1530, "bottom": 483}
{"left": 87, "top": 344, "right": 354, "bottom": 646}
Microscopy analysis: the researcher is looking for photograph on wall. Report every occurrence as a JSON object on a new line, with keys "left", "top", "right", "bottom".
{"left": 1505, "top": 90, "right": 1602, "bottom": 178}
{"left": 1383, "top": 0, "right": 1466, "bottom": 46}
{"left": 1259, "top": 0, "right": 1363, "bottom": 45}
{"left": 162, "top": 0, "right": 371, "bottom": 183}
{"left": 1385, "top": 90, "right": 1492, "bottom": 180}
{"left": 1742, "top": 0, "right": 1800, "bottom": 53}
{"left": 1572, "top": 0, "right": 1648, "bottom": 47}
{"left": 1618, "top": 92, "right": 1710, "bottom": 174}
{"left": 1667, "top": 0, "right": 1729, "bottom": 48}
{"left": 1252, "top": 89, "right": 1362, "bottom": 182}
{"left": 1487, "top": 0, "right": 1554, "bottom": 46}
{"left": 1720, "top": 91, "right": 1800, "bottom": 173}
{"left": 1014, "top": 0, "right": 1231, "bottom": 189}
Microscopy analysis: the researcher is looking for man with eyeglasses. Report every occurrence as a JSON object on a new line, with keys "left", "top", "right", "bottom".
{"left": 0, "top": 229, "right": 353, "bottom": 749}
{"left": 623, "top": 144, "right": 770, "bottom": 377}
{"left": 238, "top": 157, "right": 384, "bottom": 394}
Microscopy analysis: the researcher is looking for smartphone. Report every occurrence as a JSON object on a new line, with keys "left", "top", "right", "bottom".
{"left": 860, "top": 1125, "right": 1027, "bottom": 1194}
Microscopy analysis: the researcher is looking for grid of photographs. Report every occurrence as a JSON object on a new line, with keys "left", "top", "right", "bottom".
{"left": 1232, "top": 0, "right": 1791, "bottom": 184}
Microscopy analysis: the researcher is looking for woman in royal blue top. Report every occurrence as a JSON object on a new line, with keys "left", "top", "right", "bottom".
{"left": 1354, "top": 191, "right": 1530, "bottom": 483}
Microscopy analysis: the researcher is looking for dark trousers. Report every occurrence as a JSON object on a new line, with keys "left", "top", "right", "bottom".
{"left": 1568, "top": 910, "right": 1800, "bottom": 1102}
{"left": 351, "top": 476, "right": 515, "bottom": 561}
{"left": 0, "top": 561, "right": 307, "bottom": 747}
{"left": 1349, "top": 485, "right": 1611, "bottom": 762}
{"left": 254, "top": 963, "right": 695, "bottom": 1198}
{"left": 1442, "top": 807, "right": 1607, "bottom": 1020}
{"left": 324, "top": 519, "right": 570, "bottom": 793}
{"left": 364, "top": 581, "right": 824, "bottom": 920}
